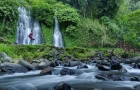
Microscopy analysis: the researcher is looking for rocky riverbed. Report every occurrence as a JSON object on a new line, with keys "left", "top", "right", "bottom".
{"left": 1, "top": 51, "right": 140, "bottom": 90}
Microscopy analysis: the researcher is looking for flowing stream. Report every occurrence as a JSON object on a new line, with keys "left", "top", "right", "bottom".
{"left": 16, "top": 6, "right": 44, "bottom": 45}
{"left": 0, "top": 64, "right": 140, "bottom": 90}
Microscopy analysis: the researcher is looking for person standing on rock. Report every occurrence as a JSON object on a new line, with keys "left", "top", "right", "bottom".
{"left": 28, "top": 30, "right": 35, "bottom": 45}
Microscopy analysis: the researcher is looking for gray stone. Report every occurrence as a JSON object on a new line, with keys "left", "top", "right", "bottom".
{"left": 19, "top": 59, "right": 36, "bottom": 71}
{"left": 40, "top": 67, "right": 53, "bottom": 75}
{"left": 1, "top": 62, "right": 28, "bottom": 73}
{"left": 0, "top": 52, "right": 13, "bottom": 62}
{"left": 69, "top": 60, "right": 79, "bottom": 67}
{"left": 131, "top": 56, "right": 140, "bottom": 63}
{"left": 39, "top": 62, "right": 47, "bottom": 66}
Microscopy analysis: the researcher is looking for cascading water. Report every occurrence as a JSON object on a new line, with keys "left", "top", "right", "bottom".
{"left": 16, "top": 6, "right": 44, "bottom": 45}
{"left": 53, "top": 17, "right": 64, "bottom": 48}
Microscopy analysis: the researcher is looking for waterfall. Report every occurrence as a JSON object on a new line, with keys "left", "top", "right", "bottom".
{"left": 53, "top": 17, "right": 64, "bottom": 48}
{"left": 16, "top": 6, "right": 44, "bottom": 45}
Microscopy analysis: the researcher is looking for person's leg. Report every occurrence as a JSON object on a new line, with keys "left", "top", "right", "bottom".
{"left": 29, "top": 39, "right": 32, "bottom": 45}
{"left": 31, "top": 39, "right": 33, "bottom": 45}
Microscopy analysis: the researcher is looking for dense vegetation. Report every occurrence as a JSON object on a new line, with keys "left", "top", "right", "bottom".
{"left": 0, "top": 0, "right": 140, "bottom": 60}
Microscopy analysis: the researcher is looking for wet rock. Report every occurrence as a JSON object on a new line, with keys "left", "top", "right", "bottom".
{"left": 40, "top": 67, "right": 53, "bottom": 75}
{"left": 19, "top": 59, "right": 36, "bottom": 71}
{"left": 60, "top": 68, "right": 75, "bottom": 75}
{"left": 95, "top": 51, "right": 105, "bottom": 60}
{"left": 130, "top": 76, "right": 140, "bottom": 81}
{"left": 134, "top": 85, "right": 140, "bottom": 90}
{"left": 95, "top": 74, "right": 109, "bottom": 81}
{"left": 77, "top": 64, "right": 88, "bottom": 69}
{"left": 124, "top": 59, "right": 132, "bottom": 64}
{"left": 39, "top": 62, "right": 47, "bottom": 66}
{"left": 31, "top": 58, "right": 51, "bottom": 70}
{"left": 0, "top": 60, "right": 1, "bottom": 66}
{"left": 111, "top": 63, "right": 122, "bottom": 70}
{"left": 130, "top": 56, "right": 140, "bottom": 63}
{"left": 36, "top": 66, "right": 48, "bottom": 70}
{"left": 95, "top": 74, "right": 124, "bottom": 81}
{"left": 64, "top": 60, "right": 80, "bottom": 67}
{"left": 69, "top": 60, "right": 79, "bottom": 67}
{"left": 50, "top": 61, "right": 59, "bottom": 67}
{"left": 53, "top": 81, "right": 71, "bottom": 90}
{"left": 31, "top": 60, "right": 40, "bottom": 68}
{"left": 130, "top": 63, "right": 140, "bottom": 69}
{"left": 57, "top": 60, "right": 64, "bottom": 66}
{"left": 63, "top": 61, "right": 70, "bottom": 67}
{"left": 0, "top": 62, "right": 28, "bottom": 73}
{"left": 96, "top": 63, "right": 110, "bottom": 71}
{"left": 110, "top": 56, "right": 122, "bottom": 70}
{"left": 0, "top": 52, "right": 13, "bottom": 63}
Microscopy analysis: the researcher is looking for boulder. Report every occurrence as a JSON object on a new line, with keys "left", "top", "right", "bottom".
{"left": 77, "top": 64, "right": 88, "bottom": 69}
{"left": 0, "top": 62, "right": 28, "bottom": 73}
{"left": 40, "top": 67, "right": 53, "bottom": 75}
{"left": 60, "top": 68, "right": 75, "bottom": 75}
{"left": 95, "top": 74, "right": 124, "bottom": 81}
{"left": 39, "top": 62, "right": 47, "bottom": 67}
{"left": 53, "top": 81, "right": 71, "bottom": 90}
{"left": 130, "top": 56, "right": 140, "bottom": 63}
{"left": 69, "top": 60, "right": 79, "bottom": 67}
{"left": 96, "top": 63, "right": 110, "bottom": 71}
{"left": 0, "top": 52, "right": 13, "bottom": 62}
{"left": 19, "top": 59, "right": 36, "bottom": 71}
{"left": 134, "top": 85, "right": 140, "bottom": 90}
{"left": 63, "top": 62, "right": 70, "bottom": 67}
{"left": 110, "top": 56, "right": 122, "bottom": 70}
{"left": 111, "top": 63, "right": 122, "bottom": 70}
{"left": 50, "top": 61, "right": 59, "bottom": 67}
{"left": 130, "top": 76, "right": 140, "bottom": 81}
{"left": 130, "top": 63, "right": 140, "bottom": 69}
{"left": 124, "top": 59, "right": 132, "bottom": 64}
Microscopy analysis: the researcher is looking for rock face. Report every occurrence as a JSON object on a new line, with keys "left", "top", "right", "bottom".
{"left": 0, "top": 62, "right": 28, "bottom": 73}
{"left": 19, "top": 59, "right": 36, "bottom": 71}
{"left": 53, "top": 81, "right": 71, "bottom": 90}
{"left": 60, "top": 68, "right": 75, "bottom": 75}
{"left": 0, "top": 52, "right": 13, "bottom": 62}
{"left": 40, "top": 67, "right": 53, "bottom": 75}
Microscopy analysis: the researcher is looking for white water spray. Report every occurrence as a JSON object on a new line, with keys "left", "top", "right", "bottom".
{"left": 16, "top": 6, "right": 44, "bottom": 45}
{"left": 53, "top": 17, "right": 64, "bottom": 48}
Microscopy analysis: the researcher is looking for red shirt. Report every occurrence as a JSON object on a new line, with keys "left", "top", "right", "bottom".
{"left": 29, "top": 32, "right": 33, "bottom": 39}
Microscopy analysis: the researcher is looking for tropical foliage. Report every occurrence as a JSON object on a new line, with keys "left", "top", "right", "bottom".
{"left": 0, "top": 0, "right": 140, "bottom": 49}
